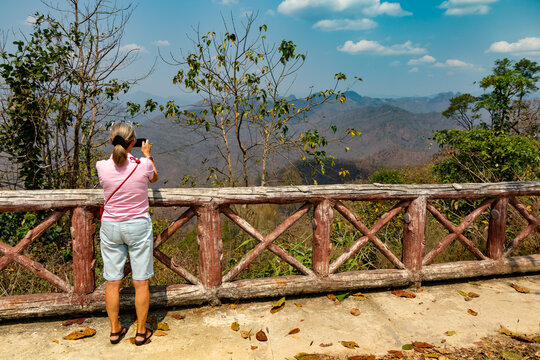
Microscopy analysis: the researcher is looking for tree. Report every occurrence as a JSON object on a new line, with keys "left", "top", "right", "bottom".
{"left": 0, "top": 0, "right": 140, "bottom": 189}
{"left": 442, "top": 58, "right": 539, "bottom": 135}
{"left": 434, "top": 58, "right": 540, "bottom": 183}
{"left": 134, "top": 14, "right": 359, "bottom": 187}
{"left": 433, "top": 129, "right": 540, "bottom": 183}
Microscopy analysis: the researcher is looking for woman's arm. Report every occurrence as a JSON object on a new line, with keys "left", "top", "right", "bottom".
{"left": 141, "top": 140, "right": 159, "bottom": 183}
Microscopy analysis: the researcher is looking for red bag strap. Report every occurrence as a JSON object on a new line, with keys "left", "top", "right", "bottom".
{"left": 103, "top": 157, "right": 141, "bottom": 207}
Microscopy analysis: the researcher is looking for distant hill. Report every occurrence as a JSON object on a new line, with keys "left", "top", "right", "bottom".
{"left": 131, "top": 92, "right": 457, "bottom": 186}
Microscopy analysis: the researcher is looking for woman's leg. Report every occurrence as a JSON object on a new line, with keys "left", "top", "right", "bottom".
{"left": 105, "top": 280, "right": 123, "bottom": 337}
{"left": 133, "top": 279, "right": 150, "bottom": 340}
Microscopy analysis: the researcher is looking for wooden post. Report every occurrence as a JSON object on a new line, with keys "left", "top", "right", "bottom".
{"left": 312, "top": 200, "right": 333, "bottom": 277}
{"left": 402, "top": 196, "right": 426, "bottom": 285}
{"left": 487, "top": 197, "right": 508, "bottom": 260}
{"left": 196, "top": 204, "right": 222, "bottom": 297}
{"left": 71, "top": 207, "right": 96, "bottom": 295}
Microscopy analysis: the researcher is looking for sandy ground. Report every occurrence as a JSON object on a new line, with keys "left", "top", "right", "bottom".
{"left": 0, "top": 274, "right": 539, "bottom": 360}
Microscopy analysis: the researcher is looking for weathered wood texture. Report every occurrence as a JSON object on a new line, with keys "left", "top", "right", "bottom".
{"left": 1, "top": 182, "right": 539, "bottom": 319}
{"left": 487, "top": 198, "right": 509, "bottom": 260}
{"left": 196, "top": 205, "right": 223, "bottom": 290}
{"left": 1, "top": 255, "right": 538, "bottom": 319}
{"left": 402, "top": 197, "right": 427, "bottom": 275}
{"left": 71, "top": 207, "right": 96, "bottom": 295}
{"left": 1, "top": 181, "right": 540, "bottom": 211}
{"left": 312, "top": 200, "right": 333, "bottom": 276}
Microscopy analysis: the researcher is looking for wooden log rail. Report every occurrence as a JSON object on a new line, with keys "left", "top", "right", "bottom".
{"left": 0, "top": 181, "right": 539, "bottom": 319}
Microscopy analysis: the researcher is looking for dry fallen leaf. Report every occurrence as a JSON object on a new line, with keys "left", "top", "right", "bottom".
{"left": 62, "top": 318, "right": 86, "bottom": 326}
{"left": 319, "top": 343, "right": 332, "bottom": 347}
{"left": 417, "top": 287, "right": 424, "bottom": 292}
{"left": 511, "top": 284, "right": 530, "bottom": 293}
{"left": 240, "top": 330, "right": 252, "bottom": 339}
{"left": 172, "top": 314, "right": 185, "bottom": 320}
{"left": 468, "top": 292, "right": 479, "bottom": 298}
{"left": 387, "top": 350, "right": 404, "bottom": 358}
{"left": 154, "top": 330, "right": 167, "bottom": 336}
{"left": 288, "top": 328, "right": 300, "bottom": 335}
{"left": 151, "top": 322, "right": 169, "bottom": 331}
{"left": 231, "top": 322, "right": 240, "bottom": 331}
{"left": 498, "top": 327, "right": 534, "bottom": 343}
{"left": 295, "top": 302, "right": 303, "bottom": 307}
{"left": 348, "top": 355, "right": 375, "bottom": 360}
{"left": 340, "top": 341, "right": 359, "bottom": 349}
{"left": 350, "top": 308, "right": 361, "bottom": 316}
{"left": 327, "top": 294, "right": 337, "bottom": 302}
{"left": 412, "top": 341, "right": 434, "bottom": 348}
{"left": 352, "top": 292, "right": 367, "bottom": 301}
{"left": 295, "top": 353, "right": 332, "bottom": 360}
{"left": 423, "top": 352, "right": 441, "bottom": 358}
{"left": 392, "top": 289, "right": 416, "bottom": 298}
{"left": 251, "top": 346, "right": 258, "bottom": 350}
{"left": 62, "top": 328, "right": 96, "bottom": 340}
{"left": 458, "top": 290, "right": 468, "bottom": 297}
{"left": 270, "top": 297, "right": 286, "bottom": 314}
{"left": 467, "top": 309, "right": 478, "bottom": 316}
{"left": 444, "top": 330, "right": 456, "bottom": 336}
{"left": 256, "top": 330, "right": 268, "bottom": 342}
{"left": 464, "top": 297, "right": 472, "bottom": 302}
{"left": 51, "top": 339, "right": 59, "bottom": 344}
{"left": 230, "top": 304, "right": 236, "bottom": 309}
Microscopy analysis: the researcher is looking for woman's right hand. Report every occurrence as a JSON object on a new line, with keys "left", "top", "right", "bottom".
{"left": 141, "top": 140, "right": 152, "bottom": 158}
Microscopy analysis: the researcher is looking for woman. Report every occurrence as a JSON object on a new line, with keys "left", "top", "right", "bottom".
{"left": 96, "top": 122, "right": 158, "bottom": 346}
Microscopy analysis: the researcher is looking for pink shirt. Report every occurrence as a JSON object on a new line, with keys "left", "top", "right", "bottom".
{"left": 96, "top": 154, "right": 155, "bottom": 222}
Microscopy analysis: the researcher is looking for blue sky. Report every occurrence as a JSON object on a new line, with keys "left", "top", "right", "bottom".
{"left": 1, "top": 0, "right": 539, "bottom": 99}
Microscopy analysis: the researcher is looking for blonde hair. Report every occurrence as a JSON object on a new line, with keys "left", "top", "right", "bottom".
{"left": 109, "top": 122, "right": 136, "bottom": 166}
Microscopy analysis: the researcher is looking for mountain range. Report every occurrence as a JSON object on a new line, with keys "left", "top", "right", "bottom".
{"left": 129, "top": 91, "right": 458, "bottom": 186}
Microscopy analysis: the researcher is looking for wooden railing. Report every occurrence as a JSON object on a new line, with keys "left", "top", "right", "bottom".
{"left": 1, "top": 182, "right": 539, "bottom": 319}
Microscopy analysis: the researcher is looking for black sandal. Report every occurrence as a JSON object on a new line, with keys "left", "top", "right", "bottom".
{"left": 110, "top": 326, "right": 128, "bottom": 344}
{"left": 134, "top": 328, "right": 153, "bottom": 346}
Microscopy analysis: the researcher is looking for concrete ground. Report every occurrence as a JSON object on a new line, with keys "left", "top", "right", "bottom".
{"left": 0, "top": 274, "right": 539, "bottom": 360}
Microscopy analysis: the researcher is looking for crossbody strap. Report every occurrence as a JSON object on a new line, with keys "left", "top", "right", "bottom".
{"left": 103, "top": 157, "right": 141, "bottom": 207}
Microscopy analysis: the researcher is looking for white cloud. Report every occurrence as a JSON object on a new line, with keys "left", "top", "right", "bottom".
{"left": 390, "top": 60, "right": 401, "bottom": 66}
{"left": 439, "top": 0, "right": 498, "bottom": 16}
{"left": 433, "top": 58, "right": 481, "bottom": 70}
{"left": 313, "top": 18, "right": 377, "bottom": 31}
{"left": 409, "top": 67, "right": 419, "bottom": 72}
{"left": 24, "top": 15, "right": 37, "bottom": 25}
{"left": 277, "top": 0, "right": 412, "bottom": 17}
{"left": 338, "top": 40, "right": 426, "bottom": 55}
{"left": 363, "top": 2, "right": 412, "bottom": 17}
{"left": 407, "top": 55, "right": 436, "bottom": 65}
{"left": 153, "top": 40, "right": 170, "bottom": 47}
{"left": 120, "top": 43, "right": 147, "bottom": 53}
{"left": 487, "top": 37, "right": 540, "bottom": 57}
{"left": 215, "top": 0, "right": 238, "bottom": 4}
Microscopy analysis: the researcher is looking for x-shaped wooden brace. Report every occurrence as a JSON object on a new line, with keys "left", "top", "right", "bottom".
{"left": 119, "top": 207, "right": 200, "bottom": 286}
{"left": 330, "top": 200, "right": 410, "bottom": 273}
{"left": 503, "top": 197, "right": 540, "bottom": 257}
{"left": 0, "top": 210, "right": 72, "bottom": 293}
{"left": 221, "top": 203, "right": 314, "bottom": 282}
{"left": 423, "top": 199, "right": 493, "bottom": 265}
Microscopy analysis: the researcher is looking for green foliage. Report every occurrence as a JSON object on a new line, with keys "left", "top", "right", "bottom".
{"left": 0, "top": 15, "right": 73, "bottom": 189}
{"left": 442, "top": 58, "right": 539, "bottom": 134}
{"left": 132, "top": 14, "right": 360, "bottom": 186}
{"left": 369, "top": 169, "right": 405, "bottom": 184}
{"left": 433, "top": 129, "right": 540, "bottom": 183}
{"left": 436, "top": 58, "right": 540, "bottom": 183}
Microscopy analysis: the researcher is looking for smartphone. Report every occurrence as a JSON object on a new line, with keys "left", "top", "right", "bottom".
{"left": 134, "top": 138, "right": 147, "bottom": 147}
